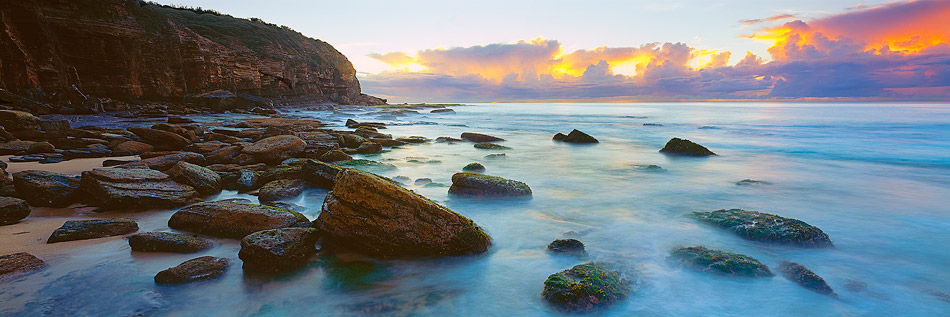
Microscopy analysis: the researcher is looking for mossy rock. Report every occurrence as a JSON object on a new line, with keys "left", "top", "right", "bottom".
{"left": 48, "top": 218, "right": 139, "bottom": 243}
{"left": 554, "top": 129, "right": 599, "bottom": 143}
{"left": 448, "top": 172, "right": 531, "bottom": 198}
{"left": 779, "top": 261, "right": 837, "bottom": 297}
{"left": 547, "top": 239, "right": 587, "bottom": 256}
{"left": 659, "top": 138, "right": 715, "bottom": 156}
{"left": 542, "top": 262, "right": 629, "bottom": 313}
{"left": 669, "top": 246, "right": 772, "bottom": 277}
{"left": 257, "top": 179, "right": 305, "bottom": 202}
{"left": 154, "top": 256, "right": 229, "bottom": 285}
{"left": 473, "top": 142, "right": 511, "bottom": 150}
{"left": 336, "top": 159, "right": 397, "bottom": 173}
{"left": 128, "top": 232, "right": 214, "bottom": 253}
{"left": 462, "top": 162, "right": 485, "bottom": 172}
{"left": 239, "top": 228, "right": 317, "bottom": 272}
{"left": 691, "top": 209, "right": 833, "bottom": 247}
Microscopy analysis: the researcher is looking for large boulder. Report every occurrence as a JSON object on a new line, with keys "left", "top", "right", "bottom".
{"left": 448, "top": 172, "right": 532, "bottom": 198}
{"left": 242, "top": 135, "right": 306, "bottom": 164}
{"left": 257, "top": 179, "right": 305, "bottom": 202}
{"left": 301, "top": 159, "right": 343, "bottom": 189}
{"left": 0, "top": 197, "right": 30, "bottom": 225}
{"left": 79, "top": 168, "right": 199, "bottom": 208}
{"left": 691, "top": 209, "right": 833, "bottom": 247}
{"left": 168, "top": 200, "right": 310, "bottom": 239}
{"left": 116, "top": 152, "right": 206, "bottom": 171}
{"left": 313, "top": 169, "right": 491, "bottom": 257}
{"left": 154, "top": 256, "right": 229, "bottom": 285}
{"left": 128, "top": 127, "right": 192, "bottom": 151}
{"left": 238, "top": 228, "right": 316, "bottom": 272}
{"left": 554, "top": 129, "right": 599, "bottom": 143}
{"left": 779, "top": 261, "right": 836, "bottom": 297}
{"left": 542, "top": 262, "right": 629, "bottom": 313}
{"left": 47, "top": 218, "right": 139, "bottom": 243}
{"left": 165, "top": 161, "right": 222, "bottom": 195}
{"left": 354, "top": 142, "right": 382, "bottom": 154}
{"left": 669, "top": 246, "right": 773, "bottom": 277}
{"left": 0, "top": 252, "right": 46, "bottom": 278}
{"left": 128, "top": 232, "right": 214, "bottom": 253}
{"left": 113, "top": 141, "right": 154, "bottom": 155}
{"left": 320, "top": 150, "right": 352, "bottom": 162}
{"left": 461, "top": 132, "right": 504, "bottom": 142}
{"left": 0, "top": 110, "right": 41, "bottom": 131}
{"left": 12, "top": 170, "right": 81, "bottom": 207}
{"left": 0, "top": 140, "right": 36, "bottom": 155}
{"left": 659, "top": 138, "right": 716, "bottom": 156}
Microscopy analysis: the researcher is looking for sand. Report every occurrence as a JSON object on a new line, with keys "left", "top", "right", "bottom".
{"left": 2, "top": 155, "right": 138, "bottom": 175}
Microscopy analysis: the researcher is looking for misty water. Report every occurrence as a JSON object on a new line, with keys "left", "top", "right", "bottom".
{"left": 2, "top": 103, "right": 949, "bottom": 316}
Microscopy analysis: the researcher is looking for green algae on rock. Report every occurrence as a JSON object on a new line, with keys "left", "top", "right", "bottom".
{"left": 336, "top": 159, "right": 397, "bottom": 173}
{"left": 48, "top": 218, "right": 139, "bottom": 243}
{"left": 128, "top": 232, "right": 214, "bottom": 253}
{"left": 659, "top": 138, "right": 716, "bottom": 156}
{"left": 547, "top": 239, "right": 587, "bottom": 256}
{"left": 462, "top": 162, "right": 486, "bottom": 172}
{"left": 691, "top": 209, "right": 833, "bottom": 247}
{"left": 779, "top": 261, "right": 837, "bottom": 297}
{"left": 448, "top": 172, "right": 532, "bottom": 198}
{"left": 257, "top": 179, "right": 306, "bottom": 202}
{"left": 669, "top": 246, "right": 773, "bottom": 277}
{"left": 473, "top": 142, "right": 511, "bottom": 150}
{"left": 542, "top": 262, "right": 629, "bottom": 313}
{"left": 154, "top": 256, "right": 229, "bottom": 285}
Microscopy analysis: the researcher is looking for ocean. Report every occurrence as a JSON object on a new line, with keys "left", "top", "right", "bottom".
{"left": 2, "top": 102, "right": 949, "bottom": 316}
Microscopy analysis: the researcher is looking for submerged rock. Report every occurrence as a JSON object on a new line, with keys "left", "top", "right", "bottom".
{"left": 154, "top": 256, "right": 229, "bottom": 285}
{"left": 547, "top": 239, "right": 587, "bottom": 256}
{"left": 542, "top": 262, "right": 629, "bottom": 313}
{"left": 12, "top": 170, "right": 81, "bottom": 207}
{"left": 239, "top": 228, "right": 317, "bottom": 272}
{"left": 242, "top": 135, "right": 306, "bottom": 164}
{"left": 736, "top": 179, "right": 770, "bottom": 186}
{"left": 313, "top": 169, "right": 491, "bottom": 257}
{"left": 128, "top": 232, "right": 214, "bottom": 253}
{"left": 659, "top": 138, "right": 716, "bottom": 156}
{"left": 462, "top": 162, "right": 485, "bottom": 172}
{"left": 554, "top": 129, "right": 599, "bottom": 143}
{"left": 47, "top": 218, "right": 139, "bottom": 243}
{"left": 669, "top": 246, "right": 772, "bottom": 277}
{"left": 473, "top": 142, "right": 511, "bottom": 150}
{"left": 779, "top": 261, "right": 837, "bottom": 297}
{"left": 336, "top": 159, "right": 397, "bottom": 172}
{"left": 0, "top": 252, "right": 46, "bottom": 278}
{"left": 691, "top": 209, "right": 833, "bottom": 247}
{"left": 461, "top": 132, "right": 505, "bottom": 142}
{"left": 257, "top": 179, "right": 306, "bottom": 202}
{"left": 164, "top": 161, "right": 222, "bottom": 195}
{"left": 79, "top": 168, "right": 198, "bottom": 208}
{"left": 168, "top": 200, "right": 309, "bottom": 239}
{"left": 448, "top": 172, "right": 532, "bottom": 198}
{"left": 301, "top": 159, "right": 343, "bottom": 189}
{"left": 0, "top": 197, "right": 31, "bottom": 225}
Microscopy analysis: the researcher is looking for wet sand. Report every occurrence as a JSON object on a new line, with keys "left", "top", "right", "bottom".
{"left": 2, "top": 155, "right": 138, "bottom": 175}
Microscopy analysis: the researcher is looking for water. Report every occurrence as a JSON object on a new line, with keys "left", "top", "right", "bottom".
{"left": 2, "top": 103, "right": 950, "bottom": 316}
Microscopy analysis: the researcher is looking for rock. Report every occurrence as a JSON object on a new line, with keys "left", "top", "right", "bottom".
{"left": 47, "top": 218, "right": 139, "bottom": 243}
{"left": 235, "top": 169, "right": 259, "bottom": 192}
{"left": 26, "top": 141, "right": 55, "bottom": 154}
{"left": 258, "top": 179, "right": 305, "bottom": 202}
{"left": 0, "top": 197, "right": 30, "bottom": 225}
{"left": 79, "top": 168, "right": 198, "bottom": 208}
{"left": 460, "top": 132, "right": 504, "bottom": 142}
{"left": 0, "top": 110, "right": 40, "bottom": 131}
{"left": 473, "top": 142, "right": 511, "bottom": 150}
{"left": 396, "top": 136, "right": 429, "bottom": 144}
{"left": 736, "top": 179, "right": 770, "bottom": 185}
{"left": 183, "top": 142, "right": 229, "bottom": 154}
{"left": 320, "top": 150, "right": 352, "bottom": 162}
{"left": 435, "top": 136, "right": 464, "bottom": 143}
{"left": 128, "top": 127, "right": 192, "bottom": 150}
{"left": 691, "top": 209, "right": 833, "bottom": 247}
{"left": 167, "top": 117, "right": 196, "bottom": 124}
{"left": 392, "top": 176, "right": 410, "bottom": 184}
{"left": 371, "top": 138, "right": 407, "bottom": 147}
{"left": 485, "top": 153, "right": 507, "bottom": 159}
{"left": 113, "top": 141, "right": 154, "bottom": 155}
{"left": 462, "top": 162, "right": 486, "bottom": 172}
{"left": 128, "top": 232, "right": 214, "bottom": 253}
{"left": 301, "top": 159, "right": 343, "bottom": 189}
{"left": 554, "top": 129, "right": 599, "bottom": 143}
{"left": 116, "top": 152, "right": 205, "bottom": 171}
{"left": 165, "top": 161, "right": 222, "bottom": 195}
{"left": 313, "top": 169, "right": 491, "bottom": 257}
{"left": 345, "top": 119, "right": 359, "bottom": 128}
{"left": 168, "top": 200, "right": 309, "bottom": 239}
{"left": 659, "top": 138, "right": 716, "bottom": 156}
{"left": 0, "top": 252, "right": 45, "bottom": 278}
{"left": 0, "top": 140, "right": 36, "bottom": 155}
{"left": 154, "top": 256, "right": 229, "bottom": 285}
{"left": 430, "top": 108, "right": 455, "bottom": 114}
{"left": 242, "top": 135, "right": 306, "bottom": 164}
{"left": 340, "top": 134, "right": 366, "bottom": 148}
{"left": 414, "top": 178, "right": 432, "bottom": 186}
{"left": 238, "top": 228, "right": 317, "bottom": 272}
{"left": 337, "top": 159, "right": 397, "bottom": 172}
{"left": 669, "top": 246, "right": 773, "bottom": 277}
{"left": 205, "top": 145, "right": 242, "bottom": 164}
{"left": 354, "top": 142, "right": 382, "bottom": 154}
{"left": 779, "top": 261, "right": 837, "bottom": 297}
{"left": 542, "top": 262, "right": 629, "bottom": 313}
{"left": 448, "top": 172, "right": 532, "bottom": 198}
{"left": 547, "top": 239, "right": 587, "bottom": 256}
{"left": 102, "top": 159, "right": 134, "bottom": 167}
{"left": 12, "top": 170, "right": 81, "bottom": 207}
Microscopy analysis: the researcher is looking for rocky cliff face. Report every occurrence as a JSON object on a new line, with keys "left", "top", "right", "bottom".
{"left": 0, "top": 0, "right": 384, "bottom": 110}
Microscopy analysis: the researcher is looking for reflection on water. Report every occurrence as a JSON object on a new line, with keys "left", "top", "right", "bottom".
{"left": 2, "top": 103, "right": 950, "bottom": 315}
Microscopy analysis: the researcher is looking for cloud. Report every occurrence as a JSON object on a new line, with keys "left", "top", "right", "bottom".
{"left": 738, "top": 13, "right": 800, "bottom": 25}
{"left": 362, "top": 1, "right": 950, "bottom": 102}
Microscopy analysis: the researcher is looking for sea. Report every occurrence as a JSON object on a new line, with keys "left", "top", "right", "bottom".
{"left": 1, "top": 102, "right": 949, "bottom": 316}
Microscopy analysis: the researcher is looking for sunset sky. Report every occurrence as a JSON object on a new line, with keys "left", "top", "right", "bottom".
{"left": 157, "top": 0, "right": 950, "bottom": 102}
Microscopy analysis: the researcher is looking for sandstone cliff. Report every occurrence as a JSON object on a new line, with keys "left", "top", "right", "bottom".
{"left": 0, "top": 0, "right": 384, "bottom": 111}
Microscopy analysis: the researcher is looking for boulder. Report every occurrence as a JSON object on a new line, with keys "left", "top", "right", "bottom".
{"left": 27, "top": 141, "right": 55, "bottom": 154}
{"left": 128, "top": 232, "right": 214, "bottom": 253}
{"left": 779, "top": 261, "right": 836, "bottom": 297}
{"left": 235, "top": 169, "right": 259, "bottom": 192}
{"left": 47, "top": 218, "right": 139, "bottom": 243}
{"left": 79, "top": 168, "right": 198, "bottom": 208}
{"left": 0, "top": 140, "right": 36, "bottom": 155}
{"left": 258, "top": 179, "right": 305, "bottom": 202}
{"left": 542, "top": 262, "right": 629, "bottom": 313}
{"left": 430, "top": 108, "right": 455, "bottom": 114}
{"left": 547, "top": 239, "right": 587, "bottom": 256}
{"left": 128, "top": 127, "right": 192, "bottom": 150}
{"left": 435, "top": 137, "right": 464, "bottom": 143}
{"left": 340, "top": 134, "right": 366, "bottom": 148}
{"left": 0, "top": 197, "right": 30, "bottom": 225}
{"left": 669, "top": 246, "right": 772, "bottom": 277}
{"left": 691, "top": 209, "right": 832, "bottom": 247}
{"left": 154, "top": 256, "right": 229, "bottom": 285}
{"left": 461, "top": 132, "right": 505, "bottom": 142}
{"left": 320, "top": 150, "right": 352, "bottom": 162}
{"left": 242, "top": 135, "right": 306, "bottom": 164}
{"left": 238, "top": 228, "right": 317, "bottom": 272}
{"left": 659, "top": 138, "right": 716, "bottom": 156}
{"left": 168, "top": 200, "right": 309, "bottom": 239}
{"left": 462, "top": 162, "right": 485, "bottom": 172}
{"left": 183, "top": 142, "right": 229, "bottom": 154}
{"left": 0, "top": 252, "right": 45, "bottom": 278}
{"left": 552, "top": 132, "right": 567, "bottom": 141}
{"left": 12, "top": 170, "right": 81, "bottom": 207}
{"left": 396, "top": 136, "right": 429, "bottom": 144}
{"left": 473, "top": 142, "right": 511, "bottom": 150}
{"left": 354, "top": 142, "right": 382, "bottom": 154}
{"left": 165, "top": 161, "right": 222, "bottom": 195}
{"left": 116, "top": 152, "right": 206, "bottom": 171}
{"left": 336, "top": 159, "right": 397, "bottom": 173}
{"left": 301, "top": 160, "right": 343, "bottom": 189}
{"left": 205, "top": 145, "right": 243, "bottom": 164}
{"left": 448, "top": 172, "right": 532, "bottom": 198}
{"left": 372, "top": 138, "right": 407, "bottom": 147}
{"left": 313, "top": 169, "right": 491, "bottom": 257}
{"left": 554, "top": 129, "right": 599, "bottom": 143}
{"left": 0, "top": 110, "right": 41, "bottom": 131}
{"left": 113, "top": 141, "right": 154, "bottom": 155}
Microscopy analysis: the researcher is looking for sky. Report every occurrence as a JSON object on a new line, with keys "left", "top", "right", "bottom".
{"left": 156, "top": 0, "right": 950, "bottom": 102}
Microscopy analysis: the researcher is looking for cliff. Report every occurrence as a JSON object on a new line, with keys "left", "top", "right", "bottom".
{"left": 0, "top": 0, "right": 384, "bottom": 112}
